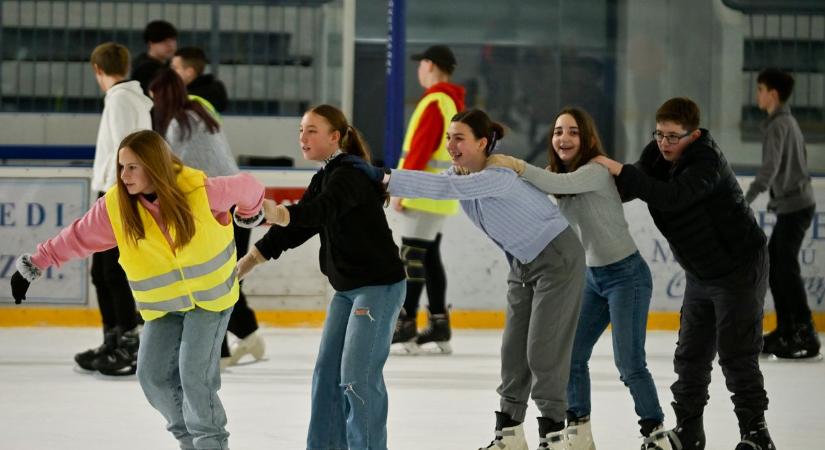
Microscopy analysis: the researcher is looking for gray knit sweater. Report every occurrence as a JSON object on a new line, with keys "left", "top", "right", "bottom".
{"left": 520, "top": 162, "right": 637, "bottom": 267}
{"left": 165, "top": 111, "right": 239, "bottom": 177}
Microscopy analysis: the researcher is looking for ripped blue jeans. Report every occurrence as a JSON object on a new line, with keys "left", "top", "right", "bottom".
{"left": 307, "top": 280, "right": 405, "bottom": 450}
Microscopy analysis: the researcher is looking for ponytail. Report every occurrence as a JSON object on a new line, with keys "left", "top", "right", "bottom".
{"left": 452, "top": 109, "right": 506, "bottom": 155}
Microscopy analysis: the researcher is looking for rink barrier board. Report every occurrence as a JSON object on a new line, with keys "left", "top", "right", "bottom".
{"left": 1, "top": 308, "right": 823, "bottom": 332}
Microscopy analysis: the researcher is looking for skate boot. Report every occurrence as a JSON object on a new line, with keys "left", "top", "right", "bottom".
{"left": 641, "top": 424, "right": 673, "bottom": 450}
{"left": 667, "top": 403, "right": 705, "bottom": 450}
{"left": 479, "top": 411, "right": 529, "bottom": 450}
{"left": 96, "top": 327, "right": 139, "bottom": 376}
{"left": 566, "top": 415, "right": 595, "bottom": 450}
{"left": 761, "top": 326, "right": 787, "bottom": 355}
{"left": 222, "top": 331, "right": 266, "bottom": 368}
{"left": 735, "top": 418, "right": 775, "bottom": 450}
{"left": 74, "top": 328, "right": 118, "bottom": 371}
{"left": 391, "top": 309, "right": 419, "bottom": 354}
{"left": 770, "top": 320, "right": 821, "bottom": 360}
{"left": 537, "top": 416, "right": 568, "bottom": 450}
{"left": 415, "top": 308, "right": 452, "bottom": 354}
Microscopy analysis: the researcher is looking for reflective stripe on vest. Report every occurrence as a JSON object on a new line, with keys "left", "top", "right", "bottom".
{"left": 105, "top": 166, "right": 239, "bottom": 321}
{"left": 397, "top": 91, "right": 460, "bottom": 216}
{"left": 128, "top": 239, "right": 235, "bottom": 292}
{"left": 135, "top": 268, "right": 237, "bottom": 312}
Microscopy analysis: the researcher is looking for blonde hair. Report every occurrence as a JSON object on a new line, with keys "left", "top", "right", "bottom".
{"left": 116, "top": 130, "right": 195, "bottom": 249}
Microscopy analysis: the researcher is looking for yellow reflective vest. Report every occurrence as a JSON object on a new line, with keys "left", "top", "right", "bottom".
{"left": 105, "top": 166, "right": 239, "bottom": 321}
{"left": 397, "top": 91, "right": 459, "bottom": 216}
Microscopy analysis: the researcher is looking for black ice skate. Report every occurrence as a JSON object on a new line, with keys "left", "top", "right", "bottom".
{"left": 95, "top": 327, "right": 139, "bottom": 376}
{"left": 391, "top": 309, "right": 419, "bottom": 354}
{"left": 735, "top": 419, "right": 775, "bottom": 450}
{"left": 74, "top": 328, "right": 118, "bottom": 372}
{"left": 415, "top": 309, "right": 452, "bottom": 355}
{"left": 769, "top": 320, "right": 821, "bottom": 360}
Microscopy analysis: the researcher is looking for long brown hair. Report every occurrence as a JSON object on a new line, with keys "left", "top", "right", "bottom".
{"left": 547, "top": 107, "right": 606, "bottom": 174}
{"left": 306, "top": 104, "right": 372, "bottom": 162}
{"left": 149, "top": 68, "right": 219, "bottom": 138}
{"left": 116, "top": 130, "right": 196, "bottom": 250}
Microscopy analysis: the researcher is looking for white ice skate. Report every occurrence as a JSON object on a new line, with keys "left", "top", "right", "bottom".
{"left": 479, "top": 423, "right": 529, "bottom": 450}
{"left": 221, "top": 331, "right": 266, "bottom": 369}
{"left": 537, "top": 429, "right": 569, "bottom": 450}
{"left": 641, "top": 425, "right": 673, "bottom": 450}
{"left": 567, "top": 417, "right": 595, "bottom": 450}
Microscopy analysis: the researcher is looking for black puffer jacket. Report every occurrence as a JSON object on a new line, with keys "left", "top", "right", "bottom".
{"left": 616, "top": 129, "right": 766, "bottom": 280}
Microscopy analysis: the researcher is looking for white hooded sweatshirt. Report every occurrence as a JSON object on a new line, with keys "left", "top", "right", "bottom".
{"left": 92, "top": 80, "right": 153, "bottom": 192}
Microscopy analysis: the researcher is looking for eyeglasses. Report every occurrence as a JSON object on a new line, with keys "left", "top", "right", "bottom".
{"left": 652, "top": 130, "right": 693, "bottom": 144}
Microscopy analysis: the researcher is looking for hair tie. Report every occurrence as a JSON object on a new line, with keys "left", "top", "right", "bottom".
{"left": 488, "top": 130, "right": 498, "bottom": 154}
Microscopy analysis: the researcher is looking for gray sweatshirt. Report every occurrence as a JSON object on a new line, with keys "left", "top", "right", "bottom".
{"left": 165, "top": 111, "right": 239, "bottom": 177}
{"left": 520, "top": 162, "right": 637, "bottom": 267}
{"left": 745, "top": 103, "right": 815, "bottom": 213}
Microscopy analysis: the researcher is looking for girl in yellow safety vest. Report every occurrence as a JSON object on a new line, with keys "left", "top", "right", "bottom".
{"left": 10, "top": 129, "right": 266, "bottom": 449}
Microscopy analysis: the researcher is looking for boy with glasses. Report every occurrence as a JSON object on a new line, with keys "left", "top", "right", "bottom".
{"left": 593, "top": 97, "right": 776, "bottom": 450}
{"left": 746, "top": 68, "right": 819, "bottom": 360}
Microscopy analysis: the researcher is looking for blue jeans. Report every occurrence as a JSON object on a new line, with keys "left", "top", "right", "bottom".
{"left": 307, "top": 280, "right": 405, "bottom": 450}
{"left": 137, "top": 307, "right": 233, "bottom": 450}
{"left": 567, "top": 252, "right": 665, "bottom": 425}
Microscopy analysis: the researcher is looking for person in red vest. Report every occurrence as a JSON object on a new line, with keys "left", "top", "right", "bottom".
{"left": 391, "top": 45, "right": 466, "bottom": 354}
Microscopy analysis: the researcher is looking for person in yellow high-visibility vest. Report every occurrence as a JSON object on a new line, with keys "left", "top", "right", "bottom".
{"left": 10, "top": 130, "right": 267, "bottom": 449}
{"left": 392, "top": 45, "right": 465, "bottom": 354}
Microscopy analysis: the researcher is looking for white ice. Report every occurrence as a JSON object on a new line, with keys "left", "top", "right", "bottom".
{"left": 0, "top": 328, "right": 823, "bottom": 449}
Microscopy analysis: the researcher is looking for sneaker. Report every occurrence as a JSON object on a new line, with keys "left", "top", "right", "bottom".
{"left": 537, "top": 416, "right": 569, "bottom": 450}
{"left": 74, "top": 329, "right": 117, "bottom": 371}
{"left": 642, "top": 425, "right": 673, "bottom": 450}
{"left": 770, "top": 320, "right": 821, "bottom": 360}
{"left": 415, "top": 309, "right": 452, "bottom": 354}
{"left": 566, "top": 416, "right": 595, "bottom": 450}
{"left": 95, "top": 328, "right": 139, "bottom": 376}
{"left": 479, "top": 411, "right": 529, "bottom": 450}
{"left": 735, "top": 420, "right": 775, "bottom": 449}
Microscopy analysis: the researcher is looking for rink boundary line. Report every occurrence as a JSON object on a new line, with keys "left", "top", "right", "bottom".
{"left": 1, "top": 308, "right": 824, "bottom": 331}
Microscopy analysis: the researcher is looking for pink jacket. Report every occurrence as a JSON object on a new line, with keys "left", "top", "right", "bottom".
{"left": 32, "top": 173, "right": 264, "bottom": 271}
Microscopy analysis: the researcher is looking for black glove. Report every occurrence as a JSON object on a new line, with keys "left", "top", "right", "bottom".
{"left": 11, "top": 271, "right": 30, "bottom": 304}
{"left": 349, "top": 157, "right": 387, "bottom": 183}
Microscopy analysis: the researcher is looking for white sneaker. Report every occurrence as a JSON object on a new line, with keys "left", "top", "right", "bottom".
{"left": 224, "top": 331, "right": 266, "bottom": 367}
{"left": 480, "top": 423, "right": 529, "bottom": 450}
{"left": 567, "top": 417, "right": 595, "bottom": 450}
{"left": 641, "top": 425, "right": 672, "bottom": 450}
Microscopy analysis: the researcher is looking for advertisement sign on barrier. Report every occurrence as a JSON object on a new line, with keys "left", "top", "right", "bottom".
{"left": 0, "top": 177, "right": 90, "bottom": 304}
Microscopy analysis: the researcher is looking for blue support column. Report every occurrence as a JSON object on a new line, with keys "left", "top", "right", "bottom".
{"left": 382, "top": 0, "right": 405, "bottom": 168}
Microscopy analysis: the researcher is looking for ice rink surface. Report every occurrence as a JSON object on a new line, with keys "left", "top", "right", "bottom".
{"left": 0, "top": 327, "right": 823, "bottom": 449}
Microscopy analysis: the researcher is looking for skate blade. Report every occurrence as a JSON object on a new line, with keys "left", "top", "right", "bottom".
{"left": 390, "top": 341, "right": 421, "bottom": 356}
{"left": 233, "top": 357, "right": 268, "bottom": 367}
{"left": 93, "top": 370, "right": 137, "bottom": 380}
{"left": 413, "top": 341, "right": 453, "bottom": 355}
{"left": 762, "top": 352, "right": 823, "bottom": 363}
{"left": 73, "top": 365, "right": 96, "bottom": 375}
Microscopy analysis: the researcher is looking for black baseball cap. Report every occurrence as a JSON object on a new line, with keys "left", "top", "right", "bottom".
{"left": 411, "top": 45, "right": 457, "bottom": 74}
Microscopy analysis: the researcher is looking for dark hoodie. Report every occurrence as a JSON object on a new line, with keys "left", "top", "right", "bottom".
{"left": 616, "top": 129, "right": 766, "bottom": 280}
{"left": 131, "top": 52, "right": 165, "bottom": 94}
{"left": 187, "top": 74, "right": 229, "bottom": 113}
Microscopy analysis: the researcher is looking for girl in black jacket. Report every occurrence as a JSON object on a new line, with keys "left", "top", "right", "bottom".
{"left": 237, "top": 104, "right": 406, "bottom": 450}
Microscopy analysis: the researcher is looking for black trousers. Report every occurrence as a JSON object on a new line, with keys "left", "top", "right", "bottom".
{"left": 90, "top": 191, "right": 137, "bottom": 333}
{"left": 769, "top": 205, "right": 815, "bottom": 330}
{"left": 671, "top": 246, "right": 769, "bottom": 430}
{"left": 91, "top": 246, "right": 138, "bottom": 332}
{"left": 221, "top": 222, "right": 259, "bottom": 357}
